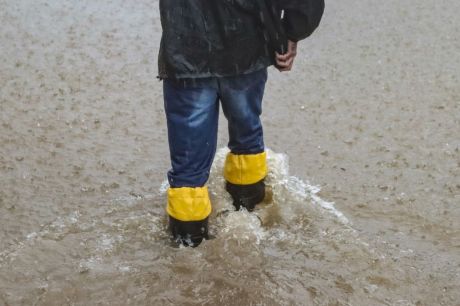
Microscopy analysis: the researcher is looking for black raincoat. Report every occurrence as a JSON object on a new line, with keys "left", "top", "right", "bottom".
{"left": 158, "top": 0, "right": 325, "bottom": 79}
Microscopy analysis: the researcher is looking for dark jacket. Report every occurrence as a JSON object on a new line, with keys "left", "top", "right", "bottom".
{"left": 158, "top": 0, "right": 324, "bottom": 79}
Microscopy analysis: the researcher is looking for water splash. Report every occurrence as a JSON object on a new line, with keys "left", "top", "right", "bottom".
{"left": 159, "top": 148, "right": 352, "bottom": 246}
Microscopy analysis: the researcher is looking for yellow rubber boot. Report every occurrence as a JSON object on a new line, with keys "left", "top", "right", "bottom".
{"left": 167, "top": 186, "right": 212, "bottom": 247}
{"left": 223, "top": 151, "right": 267, "bottom": 211}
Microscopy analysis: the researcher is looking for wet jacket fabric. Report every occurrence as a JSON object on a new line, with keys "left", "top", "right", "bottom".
{"left": 158, "top": 0, "right": 325, "bottom": 79}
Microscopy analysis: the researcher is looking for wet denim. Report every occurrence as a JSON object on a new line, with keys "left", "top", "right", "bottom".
{"left": 163, "top": 68, "right": 268, "bottom": 188}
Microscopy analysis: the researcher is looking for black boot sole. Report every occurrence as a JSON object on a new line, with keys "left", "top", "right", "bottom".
{"left": 169, "top": 216, "right": 209, "bottom": 247}
{"left": 225, "top": 180, "right": 266, "bottom": 212}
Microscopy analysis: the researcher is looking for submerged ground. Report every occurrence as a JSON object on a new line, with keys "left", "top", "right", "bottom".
{"left": 0, "top": 0, "right": 459, "bottom": 305}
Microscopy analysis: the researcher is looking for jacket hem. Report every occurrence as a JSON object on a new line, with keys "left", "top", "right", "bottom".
{"left": 157, "top": 60, "right": 274, "bottom": 80}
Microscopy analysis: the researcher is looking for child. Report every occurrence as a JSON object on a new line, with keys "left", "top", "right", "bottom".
{"left": 158, "top": 0, "right": 324, "bottom": 246}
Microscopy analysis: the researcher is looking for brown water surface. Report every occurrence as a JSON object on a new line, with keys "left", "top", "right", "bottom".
{"left": 0, "top": 0, "right": 459, "bottom": 305}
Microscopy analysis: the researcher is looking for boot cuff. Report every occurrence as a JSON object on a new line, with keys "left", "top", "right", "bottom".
{"left": 224, "top": 151, "right": 268, "bottom": 185}
{"left": 167, "top": 187, "right": 212, "bottom": 221}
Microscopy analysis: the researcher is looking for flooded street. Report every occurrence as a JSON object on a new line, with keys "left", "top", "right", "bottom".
{"left": 1, "top": 0, "right": 459, "bottom": 305}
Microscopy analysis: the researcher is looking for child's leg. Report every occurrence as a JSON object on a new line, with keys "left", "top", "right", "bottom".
{"left": 219, "top": 68, "right": 268, "bottom": 210}
{"left": 163, "top": 78, "right": 219, "bottom": 246}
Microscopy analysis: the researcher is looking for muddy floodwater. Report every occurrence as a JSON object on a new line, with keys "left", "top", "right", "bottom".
{"left": 1, "top": 0, "right": 459, "bottom": 305}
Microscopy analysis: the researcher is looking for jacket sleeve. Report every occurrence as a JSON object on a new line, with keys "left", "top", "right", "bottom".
{"left": 279, "top": 0, "right": 325, "bottom": 42}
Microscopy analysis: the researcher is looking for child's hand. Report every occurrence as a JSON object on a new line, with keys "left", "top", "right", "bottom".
{"left": 275, "top": 40, "right": 298, "bottom": 72}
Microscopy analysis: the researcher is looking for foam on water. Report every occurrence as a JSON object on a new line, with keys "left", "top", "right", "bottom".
{"left": 211, "top": 148, "right": 351, "bottom": 240}
{"left": 157, "top": 148, "right": 353, "bottom": 247}
{"left": 265, "top": 148, "right": 350, "bottom": 224}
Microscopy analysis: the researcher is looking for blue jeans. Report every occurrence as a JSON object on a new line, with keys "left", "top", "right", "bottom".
{"left": 163, "top": 68, "right": 268, "bottom": 188}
